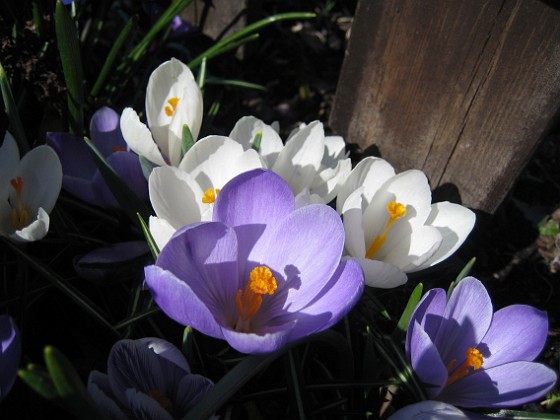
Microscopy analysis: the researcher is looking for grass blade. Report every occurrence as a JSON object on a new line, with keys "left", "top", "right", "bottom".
{"left": 0, "top": 62, "right": 28, "bottom": 153}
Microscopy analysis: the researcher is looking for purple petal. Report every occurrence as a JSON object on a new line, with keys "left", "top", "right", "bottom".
{"left": 61, "top": 174, "right": 99, "bottom": 204}
{"left": 433, "top": 278, "right": 493, "bottom": 369}
{"left": 145, "top": 266, "right": 225, "bottom": 340}
{"left": 90, "top": 107, "right": 127, "bottom": 157}
{"left": 440, "top": 361, "right": 557, "bottom": 408}
{"left": 0, "top": 315, "right": 20, "bottom": 401}
{"left": 221, "top": 322, "right": 296, "bottom": 354}
{"left": 408, "top": 321, "right": 448, "bottom": 399}
{"left": 388, "top": 400, "right": 481, "bottom": 420}
{"left": 46, "top": 132, "right": 96, "bottom": 178}
{"left": 175, "top": 373, "right": 214, "bottom": 413}
{"left": 250, "top": 204, "right": 345, "bottom": 313}
{"left": 281, "top": 258, "right": 364, "bottom": 341}
{"left": 125, "top": 388, "right": 174, "bottom": 420}
{"left": 480, "top": 305, "right": 549, "bottom": 369}
{"left": 154, "top": 222, "right": 240, "bottom": 326}
{"left": 406, "top": 288, "right": 447, "bottom": 356}
{"left": 213, "top": 169, "right": 294, "bottom": 275}
{"left": 137, "top": 337, "right": 190, "bottom": 373}
{"left": 87, "top": 371, "right": 127, "bottom": 419}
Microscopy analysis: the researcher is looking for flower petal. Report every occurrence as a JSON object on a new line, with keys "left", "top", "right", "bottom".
{"left": 175, "top": 373, "right": 214, "bottom": 413}
{"left": 310, "top": 158, "right": 352, "bottom": 204}
{"left": 0, "top": 132, "right": 20, "bottom": 197}
{"left": 480, "top": 305, "right": 549, "bottom": 369}
{"left": 417, "top": 202, "right": 476, "bottom": 269}
{"left": 90, "top": 106, "right": 127, "bottom": 156}
{"left": 406, "top": 288, "right": 447, "bottom": 356}
{"left": 388, "top": 400, "right": 475, "bottom": 420}
{"left": 120, "top": 108, "right": 167, "bottom": 166}
{"left": 125, "top": 389, "right": 174, "bottom": 420}
{"left": 440, "top": 361, "right": 557, "bottom": 408}
{"left": 342, "top": 187, "right": 367, "bottom": 258}
{"left": 0, "top": 315, "right": 20, "bottom": 401}
{"left": 87, "top": 371, "right": 127, "bottom": 420}
{"left": 433, "top": 278, "right": 493, "bottom": 367}
{"left": 381, "top": 225, "right": 442, "bottom": 272}
{"left": 408, "top": 321, "right": 448, "bottom": 399}
{"left": 149, "top": 216, "right": 176, "bottom": 251}
{"left": 358, "top": 258, "right": 408, "bottom": 288}
{"left": 11, "top": 207, "right": 50, "bottom": 242}
{"left": 220, "top": 322, "right": 296, "bottom": 354}
{"left": 271, "top": 121, "right": 324, "bottom": 194}
{"left": 149, "top": 166, "right": 204, "bottom": 228}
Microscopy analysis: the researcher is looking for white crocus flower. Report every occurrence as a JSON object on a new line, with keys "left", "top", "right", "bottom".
{"left": 339, "top": 157, "right": 475, "bottom": 288}
{"left": 148, "top": 135, "right": 263, "bottom": 249}
{"left": 120, "top": 58, "right": 203, "bottom": 167}
{"left": 229, "top": 116, "right": 351, "bottom": 204}
{"left": 0, "top": 132, "right": 62, "bottom": 242}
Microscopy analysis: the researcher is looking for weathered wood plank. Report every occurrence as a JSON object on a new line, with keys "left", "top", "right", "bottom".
{"left": 181, "top": 0, "right": 247, "bottom": 40}
{"left": 330, "top": 0, "right": 560, "bottom": 213}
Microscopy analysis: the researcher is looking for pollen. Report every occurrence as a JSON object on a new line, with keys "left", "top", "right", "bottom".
{"left": 446, "top": 347, "right": 484, "bottom": 386}
{"left": 201, "top": 188, "right": 220, "bottom": 204}
{"left": 164, "top": 97, "right": 180, "bottom": 117}
{"left": 235, "top": 266, "right": 278, "bottom": 324}
{"left": 365, "top": 201, "right": 407, "bottom": 259}
{"left": 10, "top": 176, "right": 29, "bottom": 230}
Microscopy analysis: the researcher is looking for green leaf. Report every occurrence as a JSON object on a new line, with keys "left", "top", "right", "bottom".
{"left": 0, "top": 61, "right": 28, "bottom": 153}
{"left": 84, "top": 137, "right": 152, "bottom": 225}
{"left": 392, "top": 283, "right": 423, "bottom": 341}
{"left": 251, "top": 130, "right": 262, "bottom": 152}
{"left": 205, "top": 77, "right": 267, "bottom": 91}
{"left": 182, "top": 326, "right": 194, "bottom": 361}
{"left": 90, "top": 15, "right": 138, "bottom": 97}
{"left": 447, "top": 257, "right": 476, "bottom": 298}
{"left": 483, "top": 410, "right": 560, "bottom": 419}
{"left": 18, "top": 364, "right": 58, "bottom": 400}
{"left": 137, "top": 212, "right": 160, "bottom": 260}
{"left": 55, "top": 0, "right": 84, "bottom": 134}
{"left": 122, "top": 0, "right": 194, "bottom": 66}
{"left": 45, "top": 346, "right": 107, "bottom": 420}
{"left": 284, "top": 349, "right": 311, "bottom": 418}
{"left": 189, "top": 34, "right": 260, "bottom": 68}
{"left": 196, "top": 56, "right": 207, "bottom": 89}
{"left": 189, "top": 12, "right": 316, "bottom": 69}
{"left": 181, "top": 124, "right": 195, "bottom": 157}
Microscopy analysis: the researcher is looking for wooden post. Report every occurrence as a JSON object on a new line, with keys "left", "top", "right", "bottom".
{"left": 330, "top": 0, "right": 560, "bottom": 213}
{"left": 181, "top": 0, "right": 247, "bottom": 41}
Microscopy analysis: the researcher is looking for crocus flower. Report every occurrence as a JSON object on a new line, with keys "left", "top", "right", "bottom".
{"left": 406, "top": 277, "right": 557, "bottom": 408}
{"left": 0, "top": 131, "right": 62, "bottom": 242}
{"left": 388, "top": 400, "right": 484, "bottom": 419}
{"left": 121, "top": 58, "right": 203, "bottom": 167}
{"left": 338, "top": 157, "right": 475, "bottom": 288}
{"left": 145, "top": 169, "right": 364, "bottom": 354}
{"left": 229, "top": 116, "right": 351, "bottom": 204}
{"left": 47, "top": 107, "right": 149, "bottom": 209}
{"left": 87, "top": 337, "right": 213, "bottom": 419}
{"left": 148, "top": 135, "right": 263, "bottom": 249}
{"left": 0, "top": 315, "right": 21, "bottom": 402}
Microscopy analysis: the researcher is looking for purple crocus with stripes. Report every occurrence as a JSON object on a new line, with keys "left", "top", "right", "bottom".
{"left": 0, "top": 315, "right": 21, "bottom": 402}
{"left": 87, "top": 338, "right": 212, "bottom": 419}
{"left": 145, "top": 169, "right": 365, "bottom": 354}
{"left": 406, "top": 276, "right": 557, "bottom": 408}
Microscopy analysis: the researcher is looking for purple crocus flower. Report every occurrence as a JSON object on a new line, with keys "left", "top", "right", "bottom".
{"left": 87, "top": 337, "right": 213, "bottom": 419}
{"left": 0, "top": 315, "right": 21, "bottom": 402}
{"left": 47, "top": 107, "right": 148, "bottom": 209}
{"left": 145, "top": 169, "right": 365, "bottom": 354}
{"left": 406, "top": 277, "right": 557, "bottom": 408}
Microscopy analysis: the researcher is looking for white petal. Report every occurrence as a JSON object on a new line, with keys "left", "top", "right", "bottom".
{"left": 322, "top": 135, "right": 346, "bottom": 167}
{"left": 0, "top": 132, "right": 20, "bottom": 198}
{"left": 179, "top": 135, "right": 262, "bottom": 190}
{"left": 358, "top": 257, "right": 408, "bottom": 288}
{"left": 272, "top": 121, "right": 325, "bottom": 194}
{"left": 310, "top": 158, "right": 352, "bottom": 203}
{"left": 149, "top": 216, "right": 176, "bottom": 251}
{"left": 149, "top": 166, "right": 203, "bottom": 228}
{"left": 336, "top": 157, "right": 395, "bottom": 214}
{"left": 229, "top": 116, "right": 284, "bottom": 168}
{"left": 13, "top": 145, "right": 62, "bottom": 215}
{"left": 342, "top": 188, "right": 366, "bottom": 259}
{"left": 382, "top": 225, "right": 443, "bottom": 272}
{"left": 11, "top": 207, "right": 49, "bottom": 242}
{"left": 416, "top": 202, "right": 476, "bottom": 269}
{"left": 120, "top": 108, "right": 167, "bottom": 166}
{"left": 294, "top": 188, "right": 323, "bottom": 208}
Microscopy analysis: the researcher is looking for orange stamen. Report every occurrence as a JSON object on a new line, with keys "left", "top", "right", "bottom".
{"left": 164, "top": 97, "right": 180, "bottom": 117}
{"left": 201, "top": 188, "right": 220, "bottom": 204}
{"left": 235, "top": 266, "right": 277, "bottom": 323}
{"left": 365, "top": 201, "right": 407, "bottom": 259}
{"left": 10, "top": 176, "right": 29, "bottom": 230}
{"left": 446, "top": 348, "right": 484, "bottom": 386}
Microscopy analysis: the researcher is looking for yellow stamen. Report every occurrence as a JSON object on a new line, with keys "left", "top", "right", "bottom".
{"left": 164, "top": 97, "right": 180, "bottom": 117}
{"left": 446, "top": 348, "right": 484, "bottom": 386}
{"left": 235, "top": 266, "right": 277, "bottom": 322}
{"left": 148, "top": 390, "right": 174, "bottom": 413}
{"left": 365, "top": 201, "right": 407, "bottom": 259}
{"left": 201, "top": 188, "right": 220, "bottom": 204}
{"left": 10, "top": 176, "right": 29, "bottom": 230}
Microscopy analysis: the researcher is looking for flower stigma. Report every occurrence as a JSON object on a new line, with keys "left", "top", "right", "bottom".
{"left": 164, "top": 97, "right": 180, "bottom": 117}
{"left": 446, "top": 348, "right": 484, "bottom": 386}
{"left": 365, "top": 201, "right": 407, "bottom": 259}
{"left": 201, "top": 188, "right": 220, "bottom": 204}
{"left": 10, "top": 176, "right": 29, "bottom": 230}
{"left": 234, "top": 266, "right": 278, "bottom": 332}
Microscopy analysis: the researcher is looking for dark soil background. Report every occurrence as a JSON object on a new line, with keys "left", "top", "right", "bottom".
{"left": 1, "top": 0, "right": 559, "bottom": 418}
